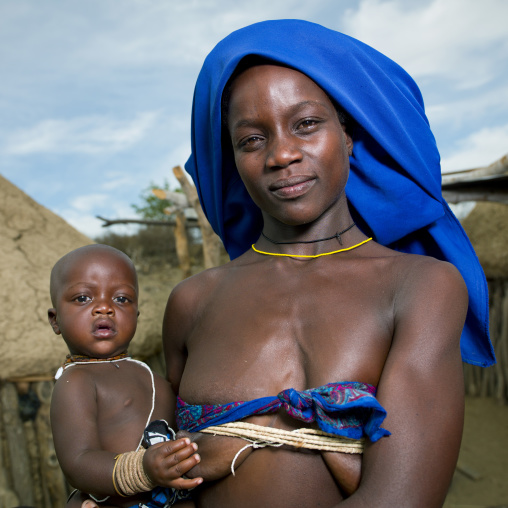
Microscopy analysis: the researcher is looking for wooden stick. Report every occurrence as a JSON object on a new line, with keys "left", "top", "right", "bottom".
{"left": 0, "top": 395, "right": 21, "bottom": 507}
{"left": 0, "top": 382, "right": 35, "bottom": 505}
{"left": 456, "top": 460, "right": 482, "bottom": 481}
{"left": 34, "top": 381, "right": 68, "bottom": 508}
{"left": 172, "top": 166, "right": 222, "bottom": 269}
{"left": 175, "top": 210, "right": 192, "bottom": 279}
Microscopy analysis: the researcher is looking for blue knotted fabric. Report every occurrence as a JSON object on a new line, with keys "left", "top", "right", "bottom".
{"left": 185, "top": 19, "right": 495, "bottom": 367}
{"left": 177, "top": 382, "right": 390, "bottom": 442}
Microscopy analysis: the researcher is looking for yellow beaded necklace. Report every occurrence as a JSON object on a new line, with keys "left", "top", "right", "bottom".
{"left": 251, "top": 237, "right": 372, "bottom": 258}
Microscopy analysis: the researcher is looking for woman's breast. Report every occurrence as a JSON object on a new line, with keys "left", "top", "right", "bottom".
{"left": 196, "top": 445, "right": 345, "bottom": 508}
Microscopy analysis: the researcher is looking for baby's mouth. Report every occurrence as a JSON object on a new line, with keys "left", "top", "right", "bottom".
{"left": 93, "top": 319, "right": 116, "bottom": 338}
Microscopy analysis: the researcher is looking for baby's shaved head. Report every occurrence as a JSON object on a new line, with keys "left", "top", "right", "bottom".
{"left": 50, "top": 244, "right": 137, "bottom": 306}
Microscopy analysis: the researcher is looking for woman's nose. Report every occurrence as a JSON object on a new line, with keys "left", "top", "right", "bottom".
{"left": 266, "top": 134, "right": 303, "bottom": 169}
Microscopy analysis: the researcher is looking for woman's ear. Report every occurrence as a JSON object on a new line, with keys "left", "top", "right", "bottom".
{"left": 48, "top": 308, "right": 61, "bottom": 335}
{"left": 341, "top": 124, "right": 353, "bottom": 156}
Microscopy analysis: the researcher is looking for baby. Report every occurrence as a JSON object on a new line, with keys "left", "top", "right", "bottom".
{"left": 48, "top": 244, "right": 202, "bottom": 508}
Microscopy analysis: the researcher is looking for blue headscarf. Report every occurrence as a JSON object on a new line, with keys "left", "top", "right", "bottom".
{"left": 185, "top": 19, "right": 495, "bottom": 367}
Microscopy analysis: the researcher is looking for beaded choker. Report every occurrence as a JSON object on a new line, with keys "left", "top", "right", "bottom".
{"left": 55, "top": 352, "right": 130, "bottom": 379}
{"left": 252, "top": 237, "right": 372, "bottom": 259}
{"left": 63, "top": 352, "right": 129, "bottom": 365}
{"left": 262, "top": 222, "right": 356, "bottom": 246}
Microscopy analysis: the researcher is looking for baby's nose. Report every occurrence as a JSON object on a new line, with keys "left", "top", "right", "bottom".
{"left": 92, "top": 300, "right": 114, "bottom": 314}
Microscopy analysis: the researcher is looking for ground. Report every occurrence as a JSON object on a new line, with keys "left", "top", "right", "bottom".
{"left": 444, "top": 396, "right": 508, "bottom": 508}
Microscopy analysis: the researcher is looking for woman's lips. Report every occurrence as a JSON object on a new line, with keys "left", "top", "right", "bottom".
{"left": 269, "top": 176, "right": 316, "bottom": 199}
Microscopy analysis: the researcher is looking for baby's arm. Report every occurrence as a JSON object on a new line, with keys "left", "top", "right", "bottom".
{"left": 175, "top": 430, "right": 254, "bottom": 481}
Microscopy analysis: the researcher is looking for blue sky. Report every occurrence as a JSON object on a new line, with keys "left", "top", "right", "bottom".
{"left": 1, "top": 0, "right": 507, "bottom": 238}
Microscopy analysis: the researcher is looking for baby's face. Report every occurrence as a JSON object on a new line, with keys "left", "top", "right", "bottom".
{"left": 48, "top": 250, "right": 138, "bottom": 358}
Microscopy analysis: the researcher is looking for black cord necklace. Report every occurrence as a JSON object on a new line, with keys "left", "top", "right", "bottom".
{"left": 261, "top": 222, "right": 356, "bottom": 246}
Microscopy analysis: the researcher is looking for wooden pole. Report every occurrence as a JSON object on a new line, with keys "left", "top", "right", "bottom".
{"left": 24, "top": 419, "right": 45, "bottom": 508}
{"left": 497, "top": 280, "right": 508, "bottom": 404}
{"left": 34, "top": 381, "right": 68, "bottom": 508}
{"left": 0, "top": 382, "right": 35, "bottom": 506}
{"left": 172, "top": 166, "right": 222, "bottom": 269}
{"left": 174, "top": 210, "right": 192, "bottom": 279}
{"left": 0, "top": 391, "right": 21, "bottom": 508}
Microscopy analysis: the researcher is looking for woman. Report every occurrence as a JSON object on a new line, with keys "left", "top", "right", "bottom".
{"left": 162, "top": 20, "right": 495, "bottom": 507}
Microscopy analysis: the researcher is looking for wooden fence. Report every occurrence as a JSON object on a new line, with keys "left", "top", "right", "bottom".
{"left": 0, "top": 281, "right": 506, "bottom": 508}
{"left": 463, "top": 278, "right": 508, "bottom": 404}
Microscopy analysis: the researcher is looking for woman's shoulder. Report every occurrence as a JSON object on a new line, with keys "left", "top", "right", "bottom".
{"left": 168, "top": 255, "right": 251, "bottom": 305}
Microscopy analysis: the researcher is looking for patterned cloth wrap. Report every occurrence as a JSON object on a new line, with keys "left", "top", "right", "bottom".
{"left": 136, "top": 420, "right": 193, "bottom": 508}
{"left": 177, "top": 381, "right": 390, "bottom": 442}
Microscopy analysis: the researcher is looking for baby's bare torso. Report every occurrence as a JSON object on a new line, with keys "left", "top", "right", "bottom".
{"left": 53, "top": 361, "right": 173, "bottom": 508}
{"left": 175, "top": 247, "right": 405, "bottom": 507}
{"left": 58, "top": 361, "right": 171, "bottom": 453}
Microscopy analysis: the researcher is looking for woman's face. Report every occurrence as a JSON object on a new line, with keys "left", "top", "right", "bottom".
{"left": 227, "top": 64, "right": 353, "bottom": 228}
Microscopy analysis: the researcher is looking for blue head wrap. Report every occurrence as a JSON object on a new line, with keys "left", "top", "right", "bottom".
{"left": 185, "top": 19, "right": 495, "bottom": 367}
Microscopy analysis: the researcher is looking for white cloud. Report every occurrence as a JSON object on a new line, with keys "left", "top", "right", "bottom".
{"left": 101, "top": 174, "right": 137, "bottom": 192}
{"left": 4, "top": 112, "right": 159, "bottom": 155}
{"left": 61, "top": 212, "right": 104, "bottom": 239}
{"left": 70, "top": 194, "right": 109, "bottom": 213}
{"left": 150, "top": 141, "right": 193, "bottom": 187}
{"left": 0, "top": 0, "right": 335, "bottom": 74}
{"left": 343, "top": 0, "right": 508, "bottom": 86}
{"left": 426, "top": 80, "right": 508, "bottom": 129}
{"left": 440, "top": 124, "right": 508, "bottom": 172}
{"left": 57, "top": 196, "right": 141, "bottom": 238}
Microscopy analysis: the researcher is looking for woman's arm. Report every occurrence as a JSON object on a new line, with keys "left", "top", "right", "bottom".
{"left": 340, "top": 259, "right": 468, "bottom": 508}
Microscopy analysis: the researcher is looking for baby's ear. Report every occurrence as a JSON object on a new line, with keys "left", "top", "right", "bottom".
{"left": 47, "top": 308, "right": 61, "bottom": 335}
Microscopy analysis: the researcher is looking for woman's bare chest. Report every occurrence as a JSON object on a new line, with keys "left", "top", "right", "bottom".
{"left": 181, "top": 266, "right": 395, "bottom": 402}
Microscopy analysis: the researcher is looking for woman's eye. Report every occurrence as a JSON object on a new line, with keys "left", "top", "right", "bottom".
{"left": 298, "top": 119, "right": 319, "bottom": 129}
{"left": 239, "top": 135, "right": 263, "bottom": 150}
{"left": 75, "top": 295, "right": 91, "bottom": 303}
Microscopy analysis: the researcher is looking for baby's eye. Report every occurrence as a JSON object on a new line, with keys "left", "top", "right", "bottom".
{"left": 75, "top": 295, "right": 91, "bottom": 303}
{"left": 114, "top": 296, "right": 130, "bottom": 304}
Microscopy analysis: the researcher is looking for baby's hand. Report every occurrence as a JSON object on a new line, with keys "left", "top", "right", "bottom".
{"left": 176, "top": 430, "right": 253, "bottom": 481}
{"left": 81, "top": 501, "right": 99, "bottom": 508}
{"left": 143, "top": 437, "right": 203, "bottom": 490}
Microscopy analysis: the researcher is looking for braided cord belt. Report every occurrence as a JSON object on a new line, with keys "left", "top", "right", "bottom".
{"left": 201, "top": 421, "right": 364, "bottom": 474}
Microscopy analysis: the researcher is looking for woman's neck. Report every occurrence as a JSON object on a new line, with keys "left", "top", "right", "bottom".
{"left": 258, "top": 208, "right": 366, "bottom": 257}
